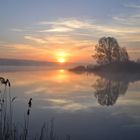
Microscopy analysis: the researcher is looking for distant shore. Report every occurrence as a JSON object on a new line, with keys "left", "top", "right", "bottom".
{"left": 69, "top": 61, "right": 140, "bottom": 73}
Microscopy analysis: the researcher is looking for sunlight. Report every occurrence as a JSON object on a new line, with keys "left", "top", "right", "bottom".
{"left": 53, "top": 69, "right": 68, "bottom": 83}
{"left": 58, "top": 58, "right": 65, "bottom": 63}
{"left": 56, "top": 51, "right": 68, "bottom": 63}
{"left": 59, "top": 69, "right": 65, "bottom": 73}
{"left": 57, "top": 52, "right": 67, "bottom": 57}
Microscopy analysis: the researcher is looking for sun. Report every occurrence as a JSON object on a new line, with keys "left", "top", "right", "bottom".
{"left": 55, "top": 51, "right": 68, "bottom": 63}
{"left": 58, "top": 58, "right": 65, "bottom": 63}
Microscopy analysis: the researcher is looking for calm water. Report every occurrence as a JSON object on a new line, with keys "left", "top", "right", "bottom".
{"left": 1, "top": 66, "right": 140, "bottom": 140}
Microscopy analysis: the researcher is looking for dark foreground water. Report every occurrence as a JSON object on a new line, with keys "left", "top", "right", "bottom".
{"left": 0, "top": 66, "right": 140, "bottom": 140}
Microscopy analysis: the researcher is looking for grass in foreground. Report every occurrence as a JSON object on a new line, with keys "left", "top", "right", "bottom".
{"left": 0, "top": 77, "right": 70, "bottom": 140}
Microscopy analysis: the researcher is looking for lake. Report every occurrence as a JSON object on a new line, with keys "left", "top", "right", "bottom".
{"left": 0, "top": 66, "right": 140, "bottom": 140}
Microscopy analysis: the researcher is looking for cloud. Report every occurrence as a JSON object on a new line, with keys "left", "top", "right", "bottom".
{"left": 0, "top": 41, "right": 51, "bottom": 60}
{"left": 6, "top": 16, "right": 140, "bottom": 61}
{"left": 40, "top": 26, "right": 74, "bottom": 32}
{"left": 11, "top": 18, "right": 140, "bottom": 45}
{"left": 24, "top": 34, "right": 93, "bottom": 46}
{"left": 11, "top": 28, "right": 25, "bottom": 32}
{"left": 23, "top": 16, "right": 140, "bottom": 54}
{"left": 113, "top": 14, "right": 140, "bottom": 26}
{"left": 40, "top": 19, "right": 93, "bottom": 29}
{"left": 74, "top": 45, "right": 92, "bottom": 50}
{"left": 39, "top": 18, "right": 140, "bottom": 38}
{"left": 39, "top": 19, "right": 93, "bottom": 33}
{"left": 124, "top": 4, "right": 140, "bottom": 9}
{"left": 24, "top": 35, "right": 47, "bottom": 44}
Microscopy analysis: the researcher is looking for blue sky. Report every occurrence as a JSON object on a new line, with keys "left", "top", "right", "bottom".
{"left": 0, "top": 0, "right": 140, "bottom": 62}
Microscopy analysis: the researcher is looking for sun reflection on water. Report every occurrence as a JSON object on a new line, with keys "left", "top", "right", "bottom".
{"left": 55, "top": 69, "right": 68, "bottom": 83}
{"left": 59, "top": 69, "right": 65, "bottom": 73}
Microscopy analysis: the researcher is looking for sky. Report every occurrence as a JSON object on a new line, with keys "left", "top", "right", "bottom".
{"left": 0, "top": 0, "right": 140, "bottom": 63}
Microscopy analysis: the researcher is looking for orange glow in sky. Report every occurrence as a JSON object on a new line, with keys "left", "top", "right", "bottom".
{"left": 0, "top": 1, "right": 140, "bottom": 63}
{"left": 55, "top": 51, "right": 68, "bottom": 63}
{"left": 58, "top": 58, "right": 65, "bottom": 63}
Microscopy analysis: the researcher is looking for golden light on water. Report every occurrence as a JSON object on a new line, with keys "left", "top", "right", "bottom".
{"left": 54, "top": 69, "right": 68, "bottom": 83}
{"left": 59, "top": 69, "right": 65, "bottom": 73}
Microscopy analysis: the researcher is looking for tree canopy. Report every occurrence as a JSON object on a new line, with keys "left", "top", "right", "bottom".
{"left": 93, "top": 37, "right": 129, "bottom": 65}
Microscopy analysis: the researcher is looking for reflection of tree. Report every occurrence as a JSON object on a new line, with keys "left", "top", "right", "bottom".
{"left": 93, "top": 77, "right": 129, "bottom": 106}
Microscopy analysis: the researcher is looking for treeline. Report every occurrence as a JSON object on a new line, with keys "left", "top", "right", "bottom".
{"left": 90, "top": 61, "right": 140, "bottom": 73}
{"left": 70, "top": 37, "right": 140, "bottom": 73}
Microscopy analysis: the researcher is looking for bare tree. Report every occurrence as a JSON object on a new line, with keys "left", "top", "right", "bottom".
{"left": 93, "top": 37, "right": 129, "bottom": 64}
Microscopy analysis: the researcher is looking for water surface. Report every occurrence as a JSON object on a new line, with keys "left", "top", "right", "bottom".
{"left": 1, "top": 66, "right": 140, "bottom": 140}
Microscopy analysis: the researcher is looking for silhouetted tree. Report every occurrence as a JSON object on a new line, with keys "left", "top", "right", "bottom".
{"left": 93, "top": 77, "right": 128, "bottom": 106}
{"left": 92, "top": 37, "right": 129, "bottom": 64}
{"left": 120, "top": 47, "right": 129, "bottom": 62}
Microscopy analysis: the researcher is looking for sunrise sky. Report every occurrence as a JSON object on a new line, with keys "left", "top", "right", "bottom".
{"left": 0, "top": 0, "right": 140, "bottom": 63}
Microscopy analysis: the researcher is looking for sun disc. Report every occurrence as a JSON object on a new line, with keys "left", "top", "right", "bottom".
{"left": 58, "top": 58, "right": 65, "bottom": 63}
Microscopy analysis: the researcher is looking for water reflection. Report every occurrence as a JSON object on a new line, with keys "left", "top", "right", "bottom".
{"left": 48, "top": 69, "right": 70, "bottom": 84}
{"left": 90, "top": 72, "right": 140, "bottom": 106}
{"left": 1, "top": 67, "right": 140, "bottom": 110}
{"left": 93, "top": 77, "right": 129, "bottom": 106}
{"left": 1, "top": 67, "right": 140, "bottom": 139}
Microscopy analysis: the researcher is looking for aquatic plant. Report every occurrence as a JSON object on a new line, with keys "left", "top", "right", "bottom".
{"left": 0, "top": 77, "right": 70, "bottom": 140}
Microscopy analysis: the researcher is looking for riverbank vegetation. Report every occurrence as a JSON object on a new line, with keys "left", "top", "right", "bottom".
{"left": 0, "top": 77, "right": 70, "bottom": 140}
{"left": 70, "top": 37, "right": 140, "bottom": 73}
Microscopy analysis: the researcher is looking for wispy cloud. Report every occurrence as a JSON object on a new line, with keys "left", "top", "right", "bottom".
{"left": 11, "top": 28, "right": 25, "bottom": 32}
{"left": 39, "top": 18, "right": 140, "bottom": 36}
{"left": 124, "top": 4, "right": 140, "bottom": 9}
{"left": 22, "top": 18, "right": 140, "bottom": 59}
{"left": 6, "top": 15, "right": 140, "bottom": 61}
{"left": 40, "top": 26, "right": 74, "bottom": 32}
{"left": 39, "top": 19, "right": 93, "bottom": 29}
{"left": 11, "top": 18, "right": 140, "bottom": 45}
{"left": 24, "top": 34, "right": 93, "bottom": 46}
{"left": 39, "top": 19, "right": 93, "bottom": 33}
{"left": 25, "top": 35, "right": 47, "bottom": 44}
{"left": 0, "top": 41, "right": 51, "bottom": 60}
{"left": 113, "top": 14, "right": 140, "bottom": 26}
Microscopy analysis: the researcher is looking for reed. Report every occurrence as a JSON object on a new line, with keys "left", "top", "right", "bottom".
{"left": 0, "top": 77, "right": 70, "bottom": 140}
